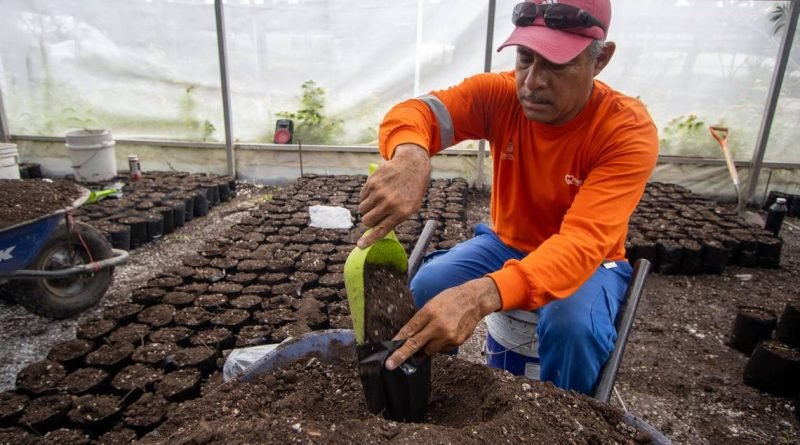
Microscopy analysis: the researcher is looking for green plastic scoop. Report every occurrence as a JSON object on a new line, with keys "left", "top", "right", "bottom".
{"left": 86, "top": 182, "right": 124, "bottom": 204}
{"left": 344, "top": 163, "right": 409, "bottom": 344}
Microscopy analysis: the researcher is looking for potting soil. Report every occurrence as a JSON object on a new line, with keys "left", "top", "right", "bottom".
{"left": 0, "top": 179, "right": 81, "bottom": 229}
{"left": 140, "top": 349, "right": 655, "bottom": 444}
{"left": 363, "top": 264, "right": 416, "bottom": 344}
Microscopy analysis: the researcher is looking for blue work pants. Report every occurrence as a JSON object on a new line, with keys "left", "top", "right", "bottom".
{"left": 410, "top": 223, "right": 632, "bottom": 395}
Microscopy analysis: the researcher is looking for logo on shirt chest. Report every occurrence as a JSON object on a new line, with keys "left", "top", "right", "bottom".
{"left": 565, "top": 174, "right": 584, "bottom": 187}
{"left": 501, "top": 142, "right": 514, "bottom": 161}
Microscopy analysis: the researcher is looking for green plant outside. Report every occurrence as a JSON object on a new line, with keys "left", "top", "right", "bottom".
{"left": 276, "top": 80, "right": 343, "bottom": 145}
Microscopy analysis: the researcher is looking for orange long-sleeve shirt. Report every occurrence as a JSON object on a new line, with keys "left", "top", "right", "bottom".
{"left": 379, "top": 71, "right": 658, "bottom": 311}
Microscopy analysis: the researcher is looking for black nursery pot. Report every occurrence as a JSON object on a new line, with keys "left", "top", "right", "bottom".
{"left": 635, "top": 240, "right": 658, "bottom": 267}
{"left": 701, "top": 240, "right": 731, "bottom": 274}
{"left": 0, "top": 393, "right": 27, "bottom": 427}
{"left": 217, "top": 181, "right": 232, "bottom": 202}
{"left": 102, "top": 223, "right": 132, "bottom": 251}
{"left": 357, "top": 340, "right": 431, "bottom": 423}
{"left": 193, "top": 191, "right": 209, "bottom": 217}
{"left": 790, "top": 195, "right": 800, "bottom": 217}
{"left": 728, "top": 306, "right": 777, "bottom": 355}
{"left": 680, "top": 239, "right": 703, "bottom": 275}
{"left": 153, "top": 206, "right": 176, "bottom": 235}
{"left": 206, "top": 184, "right": 220, "bottom": 205}
{"left": 18, "top": 163, "right": 42, "bottom": 179}
{"left": 756, "top": 236, "right": 783, "bottom": 269}
{"left": 775, "top": 300, "right": 800, "bottom": 349}
{"left": 624, "top": 240, "right": 638, "bottom": 263}
{"left": 166, "top": 200, "right": 186, "bottom": 227}
{"left": 67, "top": 394, "right": 122, "bottom": 433}
{"left": 656, "top": 239, "right": 683, "bottom": 275}
{"left": 142, "top": 212, "right": 164, "bottom": 241}
{"left": 46, "top": 338, "right": 96, "bottom": 371}
{"left": 182, "top": 195, "right": 196, "bottom": 221}
{"left": 118, "top": 216, "right": 147, "bottom": 249}
{"left": 743, "top": 340, "right": 800, "bottom": 396}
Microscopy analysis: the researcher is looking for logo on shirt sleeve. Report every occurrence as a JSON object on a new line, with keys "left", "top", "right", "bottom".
{"left": 565, "top": 174, "right": 584, "bottom": 187}
{"left": 501, "top": 142, "right": 514, "bottom": 161}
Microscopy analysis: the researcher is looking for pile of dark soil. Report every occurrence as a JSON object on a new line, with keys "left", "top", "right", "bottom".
{"left": 141, "top": 350, "right": 655, "bottom": 444}
{"left": 0, "top": 179, "right": 81, "bottom": 229}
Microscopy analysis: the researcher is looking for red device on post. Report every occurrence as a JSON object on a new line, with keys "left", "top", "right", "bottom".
{"left": 273, "top": 119, "right": 294, "bottom": 144}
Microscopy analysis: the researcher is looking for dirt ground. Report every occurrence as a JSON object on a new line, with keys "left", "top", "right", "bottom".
{"left": 1, "top": 181, "right": 799, "bottom": 444}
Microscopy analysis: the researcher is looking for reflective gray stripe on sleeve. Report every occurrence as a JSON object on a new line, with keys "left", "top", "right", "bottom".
{"left": 417, "top": 94, "right": 454, "bottom": 148}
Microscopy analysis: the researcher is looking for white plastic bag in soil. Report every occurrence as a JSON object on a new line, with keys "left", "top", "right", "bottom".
{"left": 223, "top": 343, "right": 280, "bottom": 382}
{"left": 308, "top": 205, "right": 353, "bottom": 229}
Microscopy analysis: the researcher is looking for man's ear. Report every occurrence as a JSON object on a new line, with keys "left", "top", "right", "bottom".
{"left": 593, "top": 41, "right": 616, "bottom": 76}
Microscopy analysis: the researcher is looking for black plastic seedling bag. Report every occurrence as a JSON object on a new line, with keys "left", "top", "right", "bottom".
{"left": 356, "top": 339, "right": 431, "bottom": 423}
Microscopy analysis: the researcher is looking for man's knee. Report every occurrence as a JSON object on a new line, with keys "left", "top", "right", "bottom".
{"left": 410, "top": 262, "right": 445, "bottom": 309}
{"left": 538, "top": 307, "right": 614, "bottom": 394}
{"left": 540, "top": 310, "right": 602, "bottom": 351}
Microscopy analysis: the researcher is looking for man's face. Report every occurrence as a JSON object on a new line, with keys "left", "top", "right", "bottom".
{"left": 514, "top": 45, "right": 600, "bottom": 125}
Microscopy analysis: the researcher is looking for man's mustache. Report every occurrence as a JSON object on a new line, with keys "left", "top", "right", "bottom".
{"left": 522, "top": 93, "right": 550, "bottom": 104}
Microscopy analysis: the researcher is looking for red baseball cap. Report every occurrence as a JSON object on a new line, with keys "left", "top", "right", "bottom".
{"left": 498, "top": 0, "right": 611, "bottom": 64}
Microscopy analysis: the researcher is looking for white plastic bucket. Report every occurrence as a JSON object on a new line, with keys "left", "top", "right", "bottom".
{"left": 65, "top": 129, "right": 117, "bottom": 183}
{"left": 0, "top": 143, "right": 21, "bottom": 180}
{"left": 485, "top": 310, "right": 541, "bottom": 380}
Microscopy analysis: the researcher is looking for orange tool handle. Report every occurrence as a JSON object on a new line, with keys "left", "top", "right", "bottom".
{"left": 709, "top": 126, "right": 740, "bottom": 188}
{"left": 709, "top": 126, "right": 729, "bottom": 146}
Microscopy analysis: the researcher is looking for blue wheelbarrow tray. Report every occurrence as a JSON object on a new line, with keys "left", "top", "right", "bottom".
{"left": 238, "top": 329, "right": 673, "bottom": 444}
{"left": 0, "top": 186, "right": 128, "bottom": 279}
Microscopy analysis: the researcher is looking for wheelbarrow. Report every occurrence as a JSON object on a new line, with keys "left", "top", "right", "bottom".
{"left": 0, "top": 186, "right": 129, "bottom": 318}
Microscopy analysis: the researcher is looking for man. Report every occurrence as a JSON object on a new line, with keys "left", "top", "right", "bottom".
{"left": 357, "top": 0, "right": 658, "bottom": 395}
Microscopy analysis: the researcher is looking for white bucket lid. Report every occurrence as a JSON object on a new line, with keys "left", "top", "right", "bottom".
{"left": 503, "top": 309, "right": 539, "bottom": 324}
{"left": 65, "top": 129, "right": 114, "bottom": 146}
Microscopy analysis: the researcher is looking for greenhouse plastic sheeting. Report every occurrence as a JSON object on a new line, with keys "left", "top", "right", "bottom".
{"left": 0, "top": 0, "right": 798, "bottom": 163}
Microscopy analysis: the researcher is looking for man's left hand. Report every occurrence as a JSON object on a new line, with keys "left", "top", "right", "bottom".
{"left": 385, "top": 277, "right": 502, "bottom": 370}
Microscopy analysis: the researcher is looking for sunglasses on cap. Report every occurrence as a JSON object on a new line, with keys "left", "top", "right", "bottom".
{"left": 512, "top": 2, "right": 606, "bottom": 33}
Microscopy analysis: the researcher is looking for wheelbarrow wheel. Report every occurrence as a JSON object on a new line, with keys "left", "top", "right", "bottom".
{"left": 10, "top": 222, "right": 114, "bottom": 319}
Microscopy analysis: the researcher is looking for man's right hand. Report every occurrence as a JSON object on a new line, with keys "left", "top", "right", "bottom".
{"left": 357, "top": 144, "right": 431, "bottom": 249}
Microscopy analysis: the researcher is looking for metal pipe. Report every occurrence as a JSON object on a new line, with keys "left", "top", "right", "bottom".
{"left": 762, "top": 169, "right": 774, "bottom": 204}
{"left": 0, "top": 87, "right": 10, "bottom": 143}
{"left": 9, "top": 133, "right": 800, "bottom": 169}
{"left": 477, "top": 0, "right": 497, "bottom": 191}
{"left": 5, "top": 249, "right": 130, "bottom": 279}
{"left": 593, "top": 259, "right": 651, "bottom": 403}
{"left": 215, "top": 0, "right": 236, "bottom": 178}
{"left": 298, "top": 140, "right": 304, "bottom": 177}
{"left": 745, "top": 0, "right": 800, "bottom": 205}
{"left": 407, "top": 219, "right": 439, "bottom": 281}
